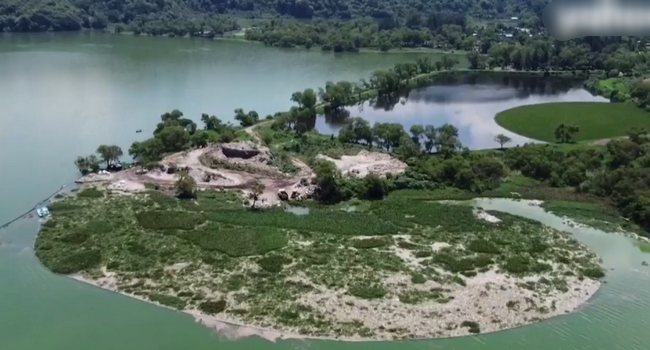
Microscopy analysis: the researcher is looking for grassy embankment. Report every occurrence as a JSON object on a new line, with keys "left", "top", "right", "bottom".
{"left": 36, "top": 187, "right": 604, "bottom": 339}
{"left": 494, "top": 102, "right": 650, "bottom": 143}
{"left": 584, "top": 77, "right": 633, "bottom": 102}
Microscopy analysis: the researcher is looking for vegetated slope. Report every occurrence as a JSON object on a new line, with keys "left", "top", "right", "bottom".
{"left": 0, "top": 0, "right": 546, "bottom": 32}
{"left": 494, "top": 102, "right": 650, "bottom": 143}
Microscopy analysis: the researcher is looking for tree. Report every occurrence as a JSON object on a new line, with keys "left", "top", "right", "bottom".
{"left": 339, "top": 117, "right": 373, "bottom": 145}
{"left": 435, "top": 124, "right": 462, "bottom": 158}
{"left": 313, "top": 160, "right": 341, "bottom": 202}
{"left": 157, "top": 126, "right": 190, "bottom": 152}
{"left": 440, "top": 55, "right": 459, "bottom": 70}
{"left": 250, "top": 180, "right": 266, "bottom": 208}
{"left": 554, "top": 124, "right": 580, "bottom": 143}
{"left": 423, "top": 125, "right": 437, "bottom": 153}
{"left": 129, "top": 138, "right": 164, "bottom": 164}
{"left": 155, "top": 110, "right": 197, "bottom": 135}
{"left": 201, "top": 113, "right": 226, "bottom": 132}
{"left": 96, "top": 145, "right": 123, "bottom": 169}
{"left": 494, "top": 134, "right": 512, "bottom": 149}
{"left": 396, "top": 134, "right": 421, "bottom": 160}
{"left": 175, "top": 170, "right": 196, "bottom": 199}
{"left": 291, "top": 88, "right": 317, "bottom": 112}
{"left": 190, "top": 130, "right": 216, "bottom": 148}
{"left": 410, "top": 124, "right": 425, "bottom": 146}
{"left": 234, "top": 108, "right": 260, "bottom": 127}
{"left": 74, "top": 155, "right": 99, "bottom": 175}
{"left": 372, "top": 122, "right": 405, "bottom": 151}
{"left": 362, "top": 173, "right": 389, "bottom": 200}
{"left": 467, "top": 51, "right": 485, "bottom": 69}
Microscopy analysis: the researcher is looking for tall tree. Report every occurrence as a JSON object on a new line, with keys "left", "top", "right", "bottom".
{"left": 96, "top": 145, "right": 123, "bottom": 169}
{"left": 494, "top": 134, "right": 512, "bottom": 149}
{"left": 250, "top": 180, "right": 266, "bottom": 208}
{"left": 554, "top": 124, "right": 580, "bottom": 143}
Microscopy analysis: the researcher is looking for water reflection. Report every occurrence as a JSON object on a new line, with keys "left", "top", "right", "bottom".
{"left": 315, "top": 76, "right": 608, "bottom": 149}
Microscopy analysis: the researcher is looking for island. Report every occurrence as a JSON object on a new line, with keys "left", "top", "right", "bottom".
{"left": 40, "top": 63, "right": 650, "bottom": 340}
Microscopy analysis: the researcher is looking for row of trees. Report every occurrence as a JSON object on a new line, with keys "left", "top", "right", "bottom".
{"left": 2, "top": 0, "right": 533, "bottom": 33}
{"left": 74, "top": 145, "right": 123, "bottom": 174}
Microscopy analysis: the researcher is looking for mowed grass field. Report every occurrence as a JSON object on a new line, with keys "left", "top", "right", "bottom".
{"left": 495, "top": 102, "right": 650, "bottom": 142}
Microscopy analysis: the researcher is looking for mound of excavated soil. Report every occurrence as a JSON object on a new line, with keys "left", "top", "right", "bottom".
{"left": 221, "top": 141, "right": 261, "bottom": 159}
{"left": 201, "top": 142, "right": 283, "bottom": 176}
{"left": 316, "top": 150, "right": 407, "bottom": 177}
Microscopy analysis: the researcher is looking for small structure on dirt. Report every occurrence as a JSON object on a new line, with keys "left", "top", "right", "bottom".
{"left": 278, "top": 189, "right": 289, "bottom": 201}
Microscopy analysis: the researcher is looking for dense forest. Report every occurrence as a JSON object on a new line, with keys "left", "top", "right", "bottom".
{"left": 0, "top": 0, "right": 547, "bottom": 33}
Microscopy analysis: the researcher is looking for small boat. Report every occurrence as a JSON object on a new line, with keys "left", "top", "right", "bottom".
{"left": 36, "top": 208, "right": 44, "bottom": 218}
{"left": 136, "top": 129, "right": 142, "bottom": 133}
{"left": 42, "top": 207, "right": 50, "bottom": 216}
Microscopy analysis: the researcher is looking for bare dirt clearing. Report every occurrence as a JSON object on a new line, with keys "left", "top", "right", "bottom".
{"left": 316, "top": 150, "right": 407, "bottom": 177}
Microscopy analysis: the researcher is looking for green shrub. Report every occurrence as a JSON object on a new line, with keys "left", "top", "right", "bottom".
{"left": 204, "top": 208, "right": 399, "bottom": 236}
{"left": 582, "top": 267, "right": 605, "bottom": 279}
{"left": 503, "top": 256, "right": 530, "bottom": 274}
{"left": 399, "top": 289, "right": 443, "bottom": 304}
{"left": 468, "top": 239, "right": 500, "bottom": 254}
{"left": 136, "top": 211, "right": 205, "bottom": 230}
{"left": 348, "top": 284, "right": 387, "bottom": 300}
{"left": 410, "top": 273, "right": 426, "bottom": 284}
{"left": 461, "top": 320, "right": 481, "bottom": 334}
{"left": 42, "top": 220, "right": 57, "bottom": 228}
{"left": 50, "top": 249, "right": 102, "bottom": 274}
{"left": 59, "top": 231, "right": 90, "bottom": 244}
{"left": 48, "top": 202, "right": 82, "bottom": 212}
{"left": 397, "top": 241, "right": 419, "bottom": 249}
{"left": 352, "top": 238, "right": 389, "bottom": 249}
{"left": 198, "top": 300, "right": 227, "bottom": 314}
{"left": 257, "top": 255, "right": 292, "bottom": 273}
{"left": 415, "top": 250, "right": 432, "bottom": 258}
{"left": 180, "top": 224, "right": 287, "bottom": 257}
{"left": 80, "top": 220, "right": 112, "bottom": 235}
{"left": 529, "top": 239, "right": 549, "bottom": 253}
{"left": 148, "top": 293, "right": 186, "bottom": 309}
{"left": 78, "top": 188, "right": 104, "bottom": 198}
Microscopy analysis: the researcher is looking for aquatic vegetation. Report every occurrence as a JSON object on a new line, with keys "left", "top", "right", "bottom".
{"left": 135, "top": 211, "right": 206, "bottom": 230}
{"left": 77, "top": 188, "right": 104, "bottom": 198}
{"left": 495, "top": 102, "right": 650, "bottom": 142}
{"left": 198, "top": 300, "right": 227, "bottom": 315}
{"left": 35, "top": 188, "right": 604, "bottom": 340}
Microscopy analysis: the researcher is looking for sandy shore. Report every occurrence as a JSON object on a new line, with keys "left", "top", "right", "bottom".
{"left": 69, "top": 266, "right": 601, "bottom": 342}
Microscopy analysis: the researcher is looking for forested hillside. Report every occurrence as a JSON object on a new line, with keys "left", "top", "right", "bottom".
{"left": 0, "top": 0, "right": 548, "bottom": 32}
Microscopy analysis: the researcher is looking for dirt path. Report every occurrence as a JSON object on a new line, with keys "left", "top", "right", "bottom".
{"left": 589, "top": 136, "right": 627, "bottom": 146}
{"left": 243, "top": 120, "right": 273, "bottom": 143}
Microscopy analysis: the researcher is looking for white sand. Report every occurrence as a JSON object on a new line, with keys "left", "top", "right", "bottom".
{"left": 474, "top": 210, "right": 502, "bottom": 223}
{"left": 68, "top": 263, "right": 602, "bottom": 342}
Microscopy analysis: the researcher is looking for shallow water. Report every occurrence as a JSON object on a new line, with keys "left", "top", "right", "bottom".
{"left": 315, "top": 77, "right": 608, "bottom": 149}
{"left": 285, "top": 205, "right": 310, "bottom": 215}
{"left": 1, "top": 33, "right": 649, "bottom": 350}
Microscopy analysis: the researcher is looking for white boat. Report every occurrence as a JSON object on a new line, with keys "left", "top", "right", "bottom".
{"left": 42, "top": 207, "right": 50, "bottom": 216}
{"left": 36, "top": 208, "right": 44, "bottom": 218}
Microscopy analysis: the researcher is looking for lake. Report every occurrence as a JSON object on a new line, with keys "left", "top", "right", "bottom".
{"left": 316, "top": 75, "right": 607, "bottom": 148}
{"left": 1, "top": 32, "right": 648, "bottom": 350}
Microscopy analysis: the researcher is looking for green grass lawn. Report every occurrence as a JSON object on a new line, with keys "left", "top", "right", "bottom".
{"left": 495, "top": 102, "right": 650, "bottom": 142}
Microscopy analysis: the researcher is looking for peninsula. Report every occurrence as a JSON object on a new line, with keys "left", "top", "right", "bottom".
{"left": 34, "top": 67, "right": 622, "bottom": 341}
